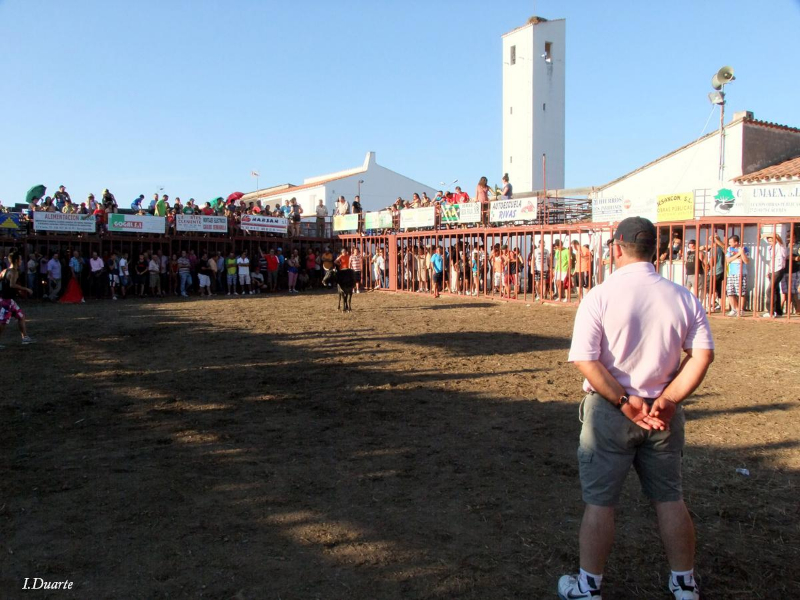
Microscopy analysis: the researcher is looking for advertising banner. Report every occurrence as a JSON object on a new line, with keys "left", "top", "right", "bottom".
{"left": 107, "top": 214, "right": 165, "bottom": 234}
{"left": 710, "top": 184, "right": 800, "bottom": 218}
{"left": 489, "top": 198, "right": 538, "bottom": 222}
{"left": 0, "top": 213, "right": 23, "bottom": 232}
{"left": 399, "top": 207, "right": 435, "bottom": 229}
{"left": 441, "top": 203, "right": 482, "bottom": 224}
{"left": 34, "top": 212, "right": 97, "bottom": 233}
{"left": 364, "top": 211, "right": 393, "bottom": 230}
{"left": 239, "top": 214, "right": 288, "bottom": 234}
{"left": 175, "top": 215, "right": 228, "bottom": 233}
{"left": 657, "top": 193, "right": 695, "bottom": 222}
{"left": 591, "top": 195, "right": 657, "bottom": 223}
{"left": 591, "top": 197, "right": 624, "bottom": 223}
{"left": 333, "top": 214, "right": 359, "bottom": 231}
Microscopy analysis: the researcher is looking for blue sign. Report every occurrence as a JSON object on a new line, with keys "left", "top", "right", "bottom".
{"left": 0, "top": 213, "right": 22, "bottom": 231}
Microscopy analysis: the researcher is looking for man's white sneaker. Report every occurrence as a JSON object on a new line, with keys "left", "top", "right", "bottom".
{"left": 668, "top": 574, "right": 700, "bottom": 600}
{"left": 726, "top": 309, "right": 737, "bottom": 316}
{"left": 561, "top": 297, "right": 568, "bottom": 303}
{"left": 557, "top": 574, "right": 601, "bottom": 599}
{"left": 21, "top": 336, "right": 35, "bottom": 345}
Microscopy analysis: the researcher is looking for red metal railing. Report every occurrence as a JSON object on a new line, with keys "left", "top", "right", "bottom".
{"left": 339, "top": 217, "right": 800, "bottom": 322}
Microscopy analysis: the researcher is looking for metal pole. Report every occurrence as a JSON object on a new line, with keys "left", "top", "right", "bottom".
{"left": 718, "top": 93, "right": 726, "bottom": 182}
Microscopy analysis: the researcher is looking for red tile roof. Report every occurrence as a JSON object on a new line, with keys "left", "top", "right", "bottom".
{"left": 734, "top": 155, "right": 800, "bottom": 183}
{"left": 745, "top": 118, "right": 800, "bottom": 134}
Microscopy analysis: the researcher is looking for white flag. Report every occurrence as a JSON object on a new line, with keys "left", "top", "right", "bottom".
{"left": 251, "top": 170, "right": 260, "bottom": 178}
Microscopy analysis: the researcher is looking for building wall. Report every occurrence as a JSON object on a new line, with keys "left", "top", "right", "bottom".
{"left": 596, "top": 119, "right": 746, "bottom": 219}
{"left": 742, "top": 123, "right": 800, "bottom": 175}
{"left": 247, "top": 153, "right": 437, "bottom": 216}
{"left": 502, "top": 19, "right": 566, "bottom": 194}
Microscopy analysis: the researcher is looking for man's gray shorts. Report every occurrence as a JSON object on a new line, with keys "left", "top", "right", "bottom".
{"left": 578, "top": 392, "right": 685, "bottom": 506}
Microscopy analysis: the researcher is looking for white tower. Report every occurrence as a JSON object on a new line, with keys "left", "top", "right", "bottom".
{"left": 502, "top": 17, "right": 566, "bottom": 194}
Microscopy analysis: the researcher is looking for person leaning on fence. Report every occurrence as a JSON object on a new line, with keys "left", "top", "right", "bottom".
{"left": 761, "top": 232, "right": 787, "bottom": 318}
{"left": 558, "top": 216, "right": 714, "bottom": 600}
{"left": 725, "top": 234, "right": 749, "bottom": 317}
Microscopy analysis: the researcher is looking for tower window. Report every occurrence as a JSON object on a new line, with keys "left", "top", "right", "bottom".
{"left": 543, "top": 103, "right": 546, "bottom": 111}
{"left": 544, "top": 42, "right": 552, "bottom": 63}
{"left": 510, "top": 106, "right": 513, "bottom": 115}
{"left": 510, "top": 156, "right": 513, "bottom": 164}
{"left": 510, "top": 45, "right": 516, "bottom": 65}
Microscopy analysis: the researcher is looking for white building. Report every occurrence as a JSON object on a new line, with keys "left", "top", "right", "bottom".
{"left": 592, "top": 111, "right": 800, "bottom": 301}
{"left": 502, "top": 16, "right": 566, "bottom": 194}
{"left": 241, "top": 152, "right": 437, "bottom": 216}
{"left": 593, "top": 111, "right": 800, "bottom": 222}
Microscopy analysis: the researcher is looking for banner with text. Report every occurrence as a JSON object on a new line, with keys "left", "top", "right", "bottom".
{"left": 333, "top": 214, "right": 359, "bottom": 231}
{"left": 489, "top": 198, "right": 538, "bottom": 223}
{"left": 709, "top": 184, "right": 800, "bottom": 218}
{"left": 400, "top": 207, "right": 436, "bottom": 229}
{"left": 108, "top": 214, "right": 165, "bottom": 234}
{"left": 240, "top": 214, "right": 288, "bottom": 234}
{"left": 441, "top": 203, "right": 482, "bottom": 224}
{"left": 591, "top": 195, "right": 657, "bottom": 223}
{"left": 364, "top": 211, "right": 393, "bottom": 230}
{"left": 657, "top": 193, "right": 695, "bottom": 222}
{"left": 33, "top": 212, "right": 96, "bottom": 233}
{"left": 591, "top": 197, "right": 624, "bottom": 223}
{"left": 175, "top": 214, "right": 228, "bottom": 233}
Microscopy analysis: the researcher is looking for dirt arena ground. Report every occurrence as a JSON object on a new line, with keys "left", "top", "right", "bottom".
{"left": 2, "top": 290, "right": 799, "bottom": 599}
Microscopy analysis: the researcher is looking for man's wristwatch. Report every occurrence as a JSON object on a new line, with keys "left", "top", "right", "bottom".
{"left": 616, "top": 395, "right": 629, "bottom": 409}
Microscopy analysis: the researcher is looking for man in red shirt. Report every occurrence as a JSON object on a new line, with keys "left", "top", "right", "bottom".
{"left": 453, "top": 186, "right": 470, "bottom": 204}
{"left": 201, "top": 203, "right": 214, "bottom": 216}
{"left": 260, "top": 247, "right": 280, "bottom": 292}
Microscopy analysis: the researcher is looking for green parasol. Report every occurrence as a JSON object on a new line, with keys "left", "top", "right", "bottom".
{"left": 26, "top": 184, "right": 47, "bottom": 204}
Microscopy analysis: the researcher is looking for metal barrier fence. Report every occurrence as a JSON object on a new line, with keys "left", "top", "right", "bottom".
{"left": 333, "top": 194, "right": 592, "bottom": 236}
{"left": 0, "top": 227, "right": 342, "bottom": 299}
{"left": 338, "top": 217, "right": 800, "bottom": 322}
{"left": 0, "top": 214, "right": 333, "bottom": 240}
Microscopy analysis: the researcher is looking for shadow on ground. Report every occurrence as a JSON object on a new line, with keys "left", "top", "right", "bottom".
{"left": 1, "top": 296, "right": 798, "bottom": 599}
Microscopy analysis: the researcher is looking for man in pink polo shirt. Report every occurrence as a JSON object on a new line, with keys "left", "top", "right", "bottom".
{"left": 558, "top": 217, "right": 714, "bottom": 600}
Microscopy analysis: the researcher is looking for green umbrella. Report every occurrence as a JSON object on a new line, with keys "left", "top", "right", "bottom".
{"left": 25, "top": 184, "right": 46, "bottom": 204}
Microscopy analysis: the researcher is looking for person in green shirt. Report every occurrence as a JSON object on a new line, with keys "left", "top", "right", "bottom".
{"left": 182, "top": 200, "right": 195, "bottom": 215}
{"left": 225, "top": 251, "right": 238, "bottom": 295}
{"left": 154, "top": 194, "right": 168, "bottom": 217}
{"left": 553, "top": 240, "right": 572, "bottom": 302}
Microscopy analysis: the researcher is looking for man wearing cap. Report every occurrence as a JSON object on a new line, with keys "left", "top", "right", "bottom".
{"left": 54, "top": 186, "right": 71, "bottom": 211}
{"left": 558, "top": 217, "right": 714, "bottom": 600}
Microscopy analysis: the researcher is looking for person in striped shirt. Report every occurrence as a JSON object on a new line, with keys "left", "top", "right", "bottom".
{"left": 350, "top": 247, "right": 363, "bottom": 294}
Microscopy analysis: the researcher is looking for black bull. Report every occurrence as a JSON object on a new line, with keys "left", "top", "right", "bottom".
{"left": 322, "top": 268, "right": 356, "bottom": 312}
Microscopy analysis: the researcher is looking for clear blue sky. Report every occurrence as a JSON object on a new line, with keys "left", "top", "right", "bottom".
{"left": 1, "top": 0, "right": 798, "bottom": 207}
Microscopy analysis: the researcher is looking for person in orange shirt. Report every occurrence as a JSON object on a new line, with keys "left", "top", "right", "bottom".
{"left": 579, "top": 243, "right": 593, "bottom": 291}
{"left": 334, "top": 247, "right": 351, "bottom": 270}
